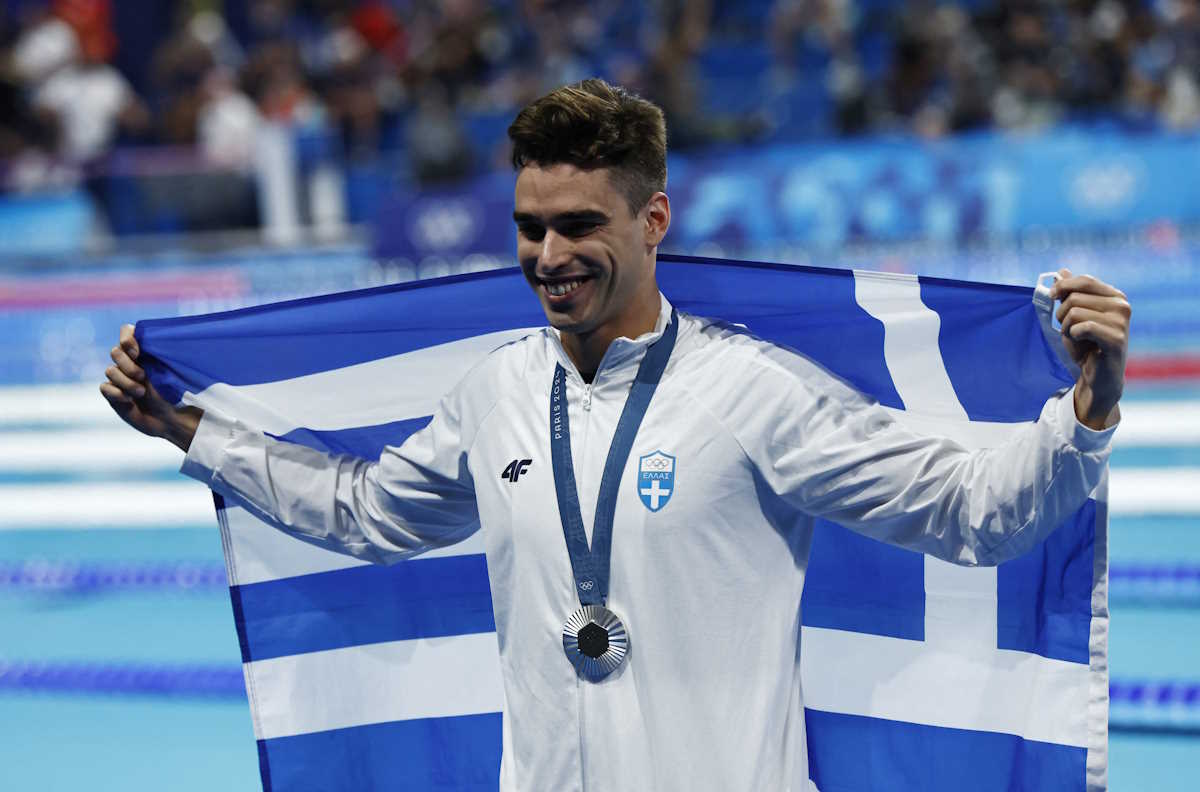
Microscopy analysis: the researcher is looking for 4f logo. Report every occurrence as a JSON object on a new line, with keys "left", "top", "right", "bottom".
{"left": 501, "top": 459, "right": 532, "bottom": 483}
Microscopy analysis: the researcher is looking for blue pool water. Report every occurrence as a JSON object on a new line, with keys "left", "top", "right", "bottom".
{"left": 0, "top": 528, "right": 258, "bottom": 790}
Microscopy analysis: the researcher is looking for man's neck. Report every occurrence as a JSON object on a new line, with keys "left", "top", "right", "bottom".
{"left": 561, "top": 290, "right": 662, "bottom": 382}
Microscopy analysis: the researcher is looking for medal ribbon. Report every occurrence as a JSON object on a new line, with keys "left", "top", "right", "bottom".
{"left": 549, "top": 310, "right": 678, "bottom": 607}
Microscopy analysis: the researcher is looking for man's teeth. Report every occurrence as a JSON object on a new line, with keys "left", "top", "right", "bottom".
{"left": 546, "top": 279, "right": 584, "bottom": 297}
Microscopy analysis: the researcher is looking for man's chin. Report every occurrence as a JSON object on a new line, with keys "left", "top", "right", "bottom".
{"left": 544, "top": 311, "right": 588, "bottom": 334}
{"left": 541, "top": 301, "right": 596, "bottom": 334}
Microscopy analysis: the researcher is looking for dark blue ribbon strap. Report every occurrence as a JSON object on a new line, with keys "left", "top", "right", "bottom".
{"left": 549, "top": 364, "right": 603, "bottom": 604}
{"left": 549, "top": 310, "right": 679, "bottom": 607}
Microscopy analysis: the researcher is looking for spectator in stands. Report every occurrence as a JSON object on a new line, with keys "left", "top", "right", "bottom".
{"left": 10, "top": 3, "right": 79, "bottom": 88}
{"left": 1128, "top": 0, "right": 1200, "bottom": 130}
{"left": 308, "top": 8, "right": 396, "bottom": 159}
{"left": 2, "top": 13, "right": 75, "bottom": 191}
{"left": 197, "top": 66, "right": 261, "bottom": 169}
{"left": 242, "top": 40, "right": 325, "bottom": 130}
{"left": 405, "top": 80, "right": 473, "bottom": 183}
{"left": 640, "top": 0, "right": 769, "bottom": 149}
{"left": 27, "top": 0, "right": 149, "bottom": 166}
{"left": 134, "top": 9, "right": 260, "bottom": 231}
{"left": 150, "top": 9, "right": 245, "bottom": 149}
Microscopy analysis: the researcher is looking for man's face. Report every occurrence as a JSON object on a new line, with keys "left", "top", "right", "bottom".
{"left": 513, "top": 163, "right": 655, "bottom": 335}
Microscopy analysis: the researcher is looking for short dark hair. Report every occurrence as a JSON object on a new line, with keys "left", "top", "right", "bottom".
{"left": 508, "top": 78, "right": 667, "bottom": 214}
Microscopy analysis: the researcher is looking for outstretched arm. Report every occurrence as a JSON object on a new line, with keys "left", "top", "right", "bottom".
{"left": 180, "top": 407, "right": 480, "bottom": 564}
{"left": 723, "top": 273, "right": 1128, "bottom": 566}
{"left": 101, "top": 324, "right": 482, "bottom": 564}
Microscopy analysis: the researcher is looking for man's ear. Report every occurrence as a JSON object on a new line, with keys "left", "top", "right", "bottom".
{"left": 644, "top": 192, "right": 671, "bottom": 248}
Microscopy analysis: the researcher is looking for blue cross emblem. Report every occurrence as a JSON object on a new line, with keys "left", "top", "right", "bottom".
{"left": 637, "top": 450, "right": 675, "bottom": 512}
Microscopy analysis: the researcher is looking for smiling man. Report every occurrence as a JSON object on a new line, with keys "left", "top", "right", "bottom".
{"left": 102, "top": 79, "right": 1130, "bottom": 791}
{"left": 509, "top": 87, "right": 671, "bottom": 380}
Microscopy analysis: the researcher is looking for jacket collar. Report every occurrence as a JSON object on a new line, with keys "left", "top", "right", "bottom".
{"left": 550, "top": 292, "right": 674, "bottom": 383}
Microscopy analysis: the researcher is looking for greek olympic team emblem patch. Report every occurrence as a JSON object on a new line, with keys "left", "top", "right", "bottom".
{"left": 637, "top": 450, "right": 675, "bottom": 512}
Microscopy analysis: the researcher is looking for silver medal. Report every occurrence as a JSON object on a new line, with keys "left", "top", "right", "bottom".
{"left": 562, "top": 604, "right": 628, "bottom": 681}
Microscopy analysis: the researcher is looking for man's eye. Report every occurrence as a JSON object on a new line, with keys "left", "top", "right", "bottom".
{"left": 562, "top": 223, "right": 597, "bottom": 237}
{"left": 519, "top": 225, "right": 545, "bottom": 241}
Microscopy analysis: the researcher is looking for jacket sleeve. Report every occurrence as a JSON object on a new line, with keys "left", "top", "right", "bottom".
{"left": 180, "top": 381, "right": 484, "bottom": 565}
{"left": 726, "top": 348, "right": 1115, "bottom": 567}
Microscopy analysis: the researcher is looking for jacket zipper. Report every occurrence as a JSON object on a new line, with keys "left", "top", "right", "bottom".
{"left": 574, "top": 375, "right": 594, "bottom": 791}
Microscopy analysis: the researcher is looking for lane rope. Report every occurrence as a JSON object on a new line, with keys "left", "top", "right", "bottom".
{"left": 0, "top": 658, "right": 1196, "bottom": 735}
{"left": 0, "top": 561, "right": 227, "bottom": 592}
{"left": 1111, "top": 679, "right": 1200, "bottom": 705}
{"left": 3, "top": 560, "right": 1199, "bottom": 603}
{"left": 1110, "top": 679, "right": 1200, "bottom": 735}
{"left": 1108, "top": 563, "right": 1200, "bottom": 604}
{"left": 0, "top": 660, "right": 244, "bottom": 698}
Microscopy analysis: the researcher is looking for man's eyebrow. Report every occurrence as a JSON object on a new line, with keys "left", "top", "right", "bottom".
{"left": 512, "top": 210, "right": 609, "bottom": 224}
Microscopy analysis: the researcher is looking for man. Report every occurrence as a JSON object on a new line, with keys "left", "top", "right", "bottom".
{"left": 102, "top": 79, "right": 1130, "bottom": 791}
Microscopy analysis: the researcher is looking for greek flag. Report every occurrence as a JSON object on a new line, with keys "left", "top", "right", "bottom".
{"left": 136, "top": 255, "right": 1108, "bottom": 791}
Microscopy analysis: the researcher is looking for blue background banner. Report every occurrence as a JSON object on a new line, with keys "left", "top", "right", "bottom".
{"left": 372, "top": 128, "right": 1200, "bottom": 258}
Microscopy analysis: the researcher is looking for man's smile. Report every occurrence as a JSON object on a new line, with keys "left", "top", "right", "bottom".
{"left": 539, "top": 274, "right": 596, "bottom": 305}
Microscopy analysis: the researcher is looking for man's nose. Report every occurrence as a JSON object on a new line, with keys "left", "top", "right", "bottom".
{"left": 539, "top": 229, "right": 572, "bottom": 269}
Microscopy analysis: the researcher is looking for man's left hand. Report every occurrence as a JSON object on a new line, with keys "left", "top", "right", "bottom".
{"left": 1051, "top": 268, "right": 1130, "bottom": 431}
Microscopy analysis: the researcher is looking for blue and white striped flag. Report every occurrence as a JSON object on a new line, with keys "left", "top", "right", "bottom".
{"left": 137, "top": 255, "right": 1108, "bottom": 791}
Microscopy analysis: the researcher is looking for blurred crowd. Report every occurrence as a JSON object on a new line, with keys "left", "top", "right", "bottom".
{"left": 1, "top": 0, "right": 1199, "bottom": 196}
{"left": 826, "top": 0, "right": 1200, "bottom": 137}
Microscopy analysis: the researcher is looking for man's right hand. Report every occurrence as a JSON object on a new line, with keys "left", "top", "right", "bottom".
{"left": 100, "top": 324, "right": 203, "bottom": 452}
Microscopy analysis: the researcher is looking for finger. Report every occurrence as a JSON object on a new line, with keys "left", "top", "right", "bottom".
{"left": 119, "top": 324, "right": 139, "bottom": 360}
{"left": 100, "top": 382, "right": 134, "bottom": 405}
{"left": 1060, "top": 306, "right": 1109, "bottom": 332}
{"left": 105, "top": 365, "right": 146, "bottom": 398}
{"left": 1050, "top": 268, "right": 1073, "bottom": 298}
{"left": 1052, "top": 273, "right": 1123, "bottom": 300}
{"left": 1067, "top": 319, "right": 1127, "bottom": 352}
{"left": 1056, "top": 291, "right": 1130, "bottom": 314}
{"left": 1056, "top": 293, "right": 1131, "bottom": 325}
{"left": 1060, "top": 307, "right": 1127, "bottom": 344}
{"left": 110, "top": 345, "right": 145, "bottom": 381}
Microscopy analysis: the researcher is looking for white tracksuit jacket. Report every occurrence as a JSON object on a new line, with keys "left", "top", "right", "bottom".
{"left": 182, "top": 295, "right": 1114, "bottom": 791}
